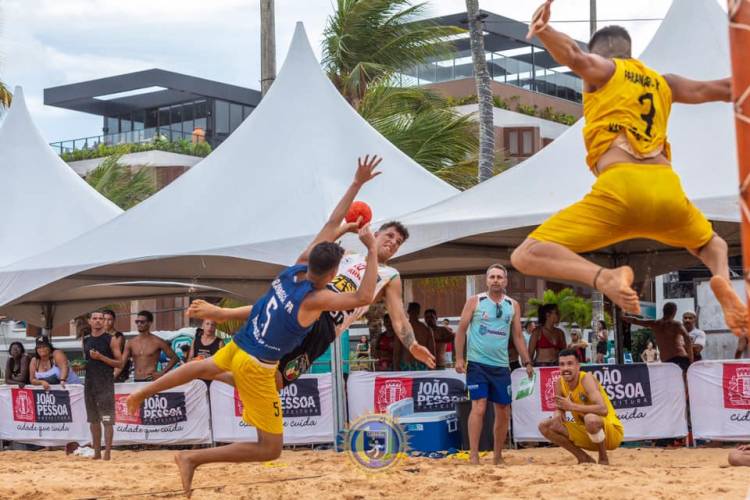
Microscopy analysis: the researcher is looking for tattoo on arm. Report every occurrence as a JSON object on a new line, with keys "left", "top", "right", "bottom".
{"left": 397, "top": 326, "right": 416, "bottom": 350}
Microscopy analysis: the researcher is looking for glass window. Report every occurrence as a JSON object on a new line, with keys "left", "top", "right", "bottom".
{"left": 522, "top": 130, "right": 533, "bottom": 154}
{"left": 158, "top": 107, "right": 170, "bottom": 128}
{"left": 508, "top": 131, "right": 519, "bottom": 155}
{"left": 132, "top": 110, "right": 145, "bottom": 130}
{"left": 215, "top": 100, "right": 229, "bottom": 134}
{"left": 170, "top": 106, "right": 183, "bottom": 132}
{"left": 194, "top": 100, "right": 208, "bottom": 133}
{"left": 105, "top": 116, "right": 119, "bottom": 135}
{"left": 181, "top": 102, "right": 194, "bottom": 136}
{"left": 243, "top": 105, "right": 253, "bottom": 120}
{"left": 120, "top": 117, "right": 132, "bottom": 132}
{"left": 229, "top": 103, "right": 243, "bottom": 131}
{"left": 145, "top": 109, "right": 158, "bottom": 128}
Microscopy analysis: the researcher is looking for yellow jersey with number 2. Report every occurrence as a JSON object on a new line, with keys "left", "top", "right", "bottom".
{"left": 583, "top": 58, "right": 673, "bottom": 171}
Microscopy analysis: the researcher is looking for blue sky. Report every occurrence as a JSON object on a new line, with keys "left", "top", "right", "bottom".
{"left": 0, "top": 0, "right": 712, "bottom": 144}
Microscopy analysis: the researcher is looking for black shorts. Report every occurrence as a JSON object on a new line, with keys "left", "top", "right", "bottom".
{"left": 666, "top": 356, "right": 691, "bottom": 373}
{"left": 84, "top": 380, "right": 115, "bottom": 424}
{"left": 596, "top": 342, "right": 608, "bottom": 354}
{"left": 509, "top": 360, "right": 521, "bottom": 372}
{"left": 278, "top": 313, "right": 336, "bottom": 387}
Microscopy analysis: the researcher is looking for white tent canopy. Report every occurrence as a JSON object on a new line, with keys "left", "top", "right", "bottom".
{"left": 0, "top": 87, "right": 122, "bottom": 268}
{"left": 0, "top": 24, "right": 458, "bottom": 326}
{"left": 392, "top": 0, "right": 740, "bottom": 277}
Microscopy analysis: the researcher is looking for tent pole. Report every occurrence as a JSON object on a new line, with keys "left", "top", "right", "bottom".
{"left": 41, "top": 303, "right": 54, "bottom": 336}
{"left": 728, "top": 1, "right": 750, "bottom": 304}
{"left": 331, "top": 332, "right": 347, "bottom": 450}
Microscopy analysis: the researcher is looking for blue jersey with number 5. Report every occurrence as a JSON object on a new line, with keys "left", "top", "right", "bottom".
{"left": 233, "top": 264, "right": 315, "bottom": 361}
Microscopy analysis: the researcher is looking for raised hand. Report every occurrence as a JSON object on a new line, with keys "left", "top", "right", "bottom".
{"left": 358, "top": 224, "right": 376, "bottom": 249}
{"left": 186, "top": 299, "right": 223, "bottom": 321}
{"left": 354, "top": 155, "right": 383, "bottom": 186}
{"left": 527, "top": 0, "right": 553, "bottom": 40}
{"left": 410, "top": 343, "right": 436, "bottom": 369}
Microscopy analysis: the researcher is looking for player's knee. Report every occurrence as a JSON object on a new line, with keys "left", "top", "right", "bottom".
{"left": 583, "top": 413, "right": 602, "bottom": 431}
{"left": 471, "top": 399, "right": 487, "bottom": 416}
{"left": 711, "top": 234, "right": 728, "bottom": 253}
{"left": 538, "top": 419, "right": 553, "bottom": 435}
{"left": 511, "top": 239, "right": 539, "bottom": 273}
{"left": 728, "top": 450, "right": 744, "bottom": 466}
{"left": 258, "top": 432, "right": 283, "bottom": 460}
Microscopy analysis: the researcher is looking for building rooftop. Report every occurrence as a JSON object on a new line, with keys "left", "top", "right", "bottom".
{"left": 44, "top": 68, "right": 261, "bottom": 117}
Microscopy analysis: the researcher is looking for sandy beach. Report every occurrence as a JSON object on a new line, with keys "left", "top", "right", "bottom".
{"left": 0, "top": 446, "right": 746, "bottom": 500}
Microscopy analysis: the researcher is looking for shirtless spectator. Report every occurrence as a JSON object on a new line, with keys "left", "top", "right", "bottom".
{"left": 394, "top": 303, "right": 435, "bottom": 371}
{"left": 624, "top": 302, "right": 693, "bottom": 373}
{"left": 115, "top": 311, "right": 178, "bottom": 382}
{"left": 425, "top": 308, "right": 454, "bottom": 369}
{"left": 103, "top": 309, "right": 130, "bottom": 383}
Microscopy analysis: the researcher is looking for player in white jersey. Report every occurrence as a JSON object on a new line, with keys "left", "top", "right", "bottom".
{"left": 188, "top": 224, "right": 436, "bottom": 387}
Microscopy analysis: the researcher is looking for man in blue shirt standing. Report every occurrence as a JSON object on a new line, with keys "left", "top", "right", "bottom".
{"left": 455, "top": 264, "right": 534, "bottom": 465}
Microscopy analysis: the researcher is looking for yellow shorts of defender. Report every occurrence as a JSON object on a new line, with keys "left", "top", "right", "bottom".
{"left": 564, "top": 419, "right": 624, "bottom": 451}
{"left": 212, "top": 341, "right": 282, "bottom": 434}
{"left": 529, "top": 163, "right": 714, "bottom": 253}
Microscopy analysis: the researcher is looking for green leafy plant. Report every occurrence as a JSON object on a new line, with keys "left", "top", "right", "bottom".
{"left": 85, "top": 155, "right": 156, "bottom": 210}
{"left": 526, "top": 288, "right": 611, "bottom": 329}
{"left": 0, "top": 81, "right": 11, "bottom": 109}
{"left": 60, "top": 138, "right": 212, "bottom": 162}
{"left": 515, "top": 103, "right": 538, "bottom": 117}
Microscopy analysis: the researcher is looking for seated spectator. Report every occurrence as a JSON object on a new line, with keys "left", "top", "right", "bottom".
{"left": 29, "top": 336, "right": 81, "bottom": 389}
{"left": 5, "top": 341, "right": 30, "bottom": 385}
{"left": 356, "top": 336, "right": 370, "bottom": 360}
{"left": 567, "top": 326, "right": 589, "bottom": 363}
{"left": 376, "top": 314, "right": 396, "bottom": 371}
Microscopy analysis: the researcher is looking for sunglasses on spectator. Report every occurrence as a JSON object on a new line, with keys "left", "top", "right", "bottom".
{"left": 496, "top": 303, "right": 503, "bottom": 319}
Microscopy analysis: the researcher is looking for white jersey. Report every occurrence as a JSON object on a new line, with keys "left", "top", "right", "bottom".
{"left": 327, "top": 253, "right": 399, "bottom": 333}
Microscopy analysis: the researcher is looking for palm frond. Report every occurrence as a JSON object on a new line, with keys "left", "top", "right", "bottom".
{"left": 85, "top": 155, "right": 156, "bottom": 210}
{"left": 0, "top": 81, "right": 12, "bottom": 109}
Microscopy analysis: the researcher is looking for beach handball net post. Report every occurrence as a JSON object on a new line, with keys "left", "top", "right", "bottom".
{"left": 729, "top": 1, "right": 750, "bottom": 301}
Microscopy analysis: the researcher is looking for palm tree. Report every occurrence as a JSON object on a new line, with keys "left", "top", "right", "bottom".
{"left": 0, "top": 81, "right": 12, "bottom": 109}
{"left": 323, "top": 0, "right": 463, "bottom": 104}
{"left": 85, "top": 155, "right": 156, "bottom": 210}
{"left": 526, "top": 288, "right": 600, "bottom": 328}
{"left": 465, "top": 0, "right": 495, "bottom": 183}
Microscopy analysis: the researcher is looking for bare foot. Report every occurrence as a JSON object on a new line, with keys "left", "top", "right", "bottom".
{"left": 92, "top": 453, "right": 101, "bottom": 460}
{"left": 710, "top": 276, "right": 748, "bottom": 337}
{"left": 174, "top": 452, "right": 196, "bottom": 498}
{"left": 103, "top": 450, "right": 111, "bottom": 461}
{"left": 597, "top": 266, "right": 640, "bottom": 314}
{"left": 576, "top": 454, "right": 596, "bottom": 464}
{"left": 469, "top": 453, "right": 480, "bottom": 465}
{"left": 598, "top": 456, "right": 609, "bottom": 465}
{"left": 493, "top": 455, "right": 505, "bottom": 466}
{"left": 126, "top": 390, "right": 147, "bottom": 416}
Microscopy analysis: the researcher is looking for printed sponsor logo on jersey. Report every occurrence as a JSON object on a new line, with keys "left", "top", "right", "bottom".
{"left": 412, "top": 377, "right": 467, "bottom": 412}
{"left": 329, "top": 274, "right": 357, "bottom": 293}
{"left": 373, "top": 377, "right": 413, "bottom": 412}
{"left": 115, "top": 392, "right": 187, "bottom": 425}
{"left": 539, "top": 365, "right": 652, "bottom": 411}
{"left": 11, "top": 388, "right": 72, "bottom": 423}
{"left": 280, "top": 378, "right": 321, "bottom": 417}
{"left": 723, "top": 364, "right": 750, "bottom": 409}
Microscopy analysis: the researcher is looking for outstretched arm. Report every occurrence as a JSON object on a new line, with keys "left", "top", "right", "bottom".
{"left": 187, "top": 299, "right": 251, "bottom": 322}
{"left": 297, "top": 155, "right": 382, "bottom": 265}
{"left": 623, "top": 316, "right": 656, "bottom": 328}
{"left": 663, "top": 74, "right": 731, "bottom": 104}
{"left": 526, "top": 0, "right": 614, "bottom": 89}
{"left": 384, "top": 277, "right": 437, "bottom": 369}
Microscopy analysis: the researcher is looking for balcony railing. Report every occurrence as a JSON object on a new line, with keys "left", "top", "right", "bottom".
{"left": 49, "top": 126, "right": 197, "bottom": 155}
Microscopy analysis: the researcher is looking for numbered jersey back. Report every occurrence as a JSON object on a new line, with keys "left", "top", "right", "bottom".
{"left": 582, "top": 58, "right": 672, "bottom": 171}
{"left": 233, "top": 264, "right": 315, "bottom": 362}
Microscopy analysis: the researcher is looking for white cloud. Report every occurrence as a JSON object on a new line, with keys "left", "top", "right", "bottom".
{"left": 2, "top": 0, "right": 716, "bottom": 144}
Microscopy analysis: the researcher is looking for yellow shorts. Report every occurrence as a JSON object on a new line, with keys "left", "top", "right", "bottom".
{"left": 529, "top": 163, "right": 714, "bottom": 253}
{"left": 564, "top": 419, "right": 624, "bottom": 451}
{"left": 212, "top": 341, "right": 282, "bottom": 434}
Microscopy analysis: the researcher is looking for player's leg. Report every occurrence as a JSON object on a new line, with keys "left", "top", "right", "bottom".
{"left": 468, "top": 397, "right": 487, "bottom": 465}
{"left": 492, "top": 403, "right": 510, "bottom": 465}
{"left": 175, "top": 429, "right": 283, "bottom": 495}
{"left": 728, "top": 447, "right": 750, "bottom": 466}
{"left": 583, "top": 413, "right": 608, "bottom": 465}
{"left": 126, "top": 358, "right": 224, "bottom": 414}
{"left": 89, "top": 422, "right": 102, "bottom": 459}
{"left": 689, "top": 235, "right": 748, "bottom": 336}
{"left": 512, "top": 239, "right": 640, "bottom": 314}
{"left": 538, "top": 417, "right": 595, "bottom": 464}
{"left": 102, "top": 422, "right": 114, "bottom": 461}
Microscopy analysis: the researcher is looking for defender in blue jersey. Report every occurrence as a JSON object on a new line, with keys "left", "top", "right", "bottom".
{"left": 455, "top": 264, "right": 534, "bottom": 465}
{"left": 126, "top": 155, "right": 383, "bottom": 496}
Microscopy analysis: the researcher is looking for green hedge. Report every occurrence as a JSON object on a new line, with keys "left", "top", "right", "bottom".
{"left": 446, "top": 94, "right": 577, "bottom": 126}
{"left": 60, "top": 139, "right": 212, "bottom": 162}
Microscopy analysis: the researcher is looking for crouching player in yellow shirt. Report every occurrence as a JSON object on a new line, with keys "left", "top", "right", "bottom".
{"left": 538, "top": 349, "right": 624, "bottom": 465}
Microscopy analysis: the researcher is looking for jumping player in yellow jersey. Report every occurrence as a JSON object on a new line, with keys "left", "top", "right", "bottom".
{"left": 511, "top": 0, "right": 747, "bottom": 337}
{"left": 538, "top": 349, "right": 624, "bottom": 465}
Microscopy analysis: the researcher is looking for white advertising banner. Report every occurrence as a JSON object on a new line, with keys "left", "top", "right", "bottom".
{"left": 511, "top": 364, "right": 687, "bottom": 442}
{"left": 347, "top": 370, "right": 467, "bottom": 421}
{"left": 210, "top": 373, "right": 334, "bottom": 444}
{"left": 688, "top": 360, "right": 750, "bottom": 441}
{"left": 0, "top": 384, "right": 89, "bottom": 446}
{"left": 112, "top": 381, "right": 211, "bottom": 445}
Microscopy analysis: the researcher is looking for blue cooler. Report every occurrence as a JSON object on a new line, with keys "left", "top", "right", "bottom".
{"left": 387, "top": 398, "right": 460, "bottom": 453}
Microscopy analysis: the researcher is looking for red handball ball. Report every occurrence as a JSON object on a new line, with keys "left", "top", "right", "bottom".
{"left": 345, "top": 201, "right": 372, "bottom": 228}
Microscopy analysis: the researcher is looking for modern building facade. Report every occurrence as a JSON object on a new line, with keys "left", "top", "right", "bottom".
{"left": 45, "top": 69, "right": 261, "bottom": 153}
